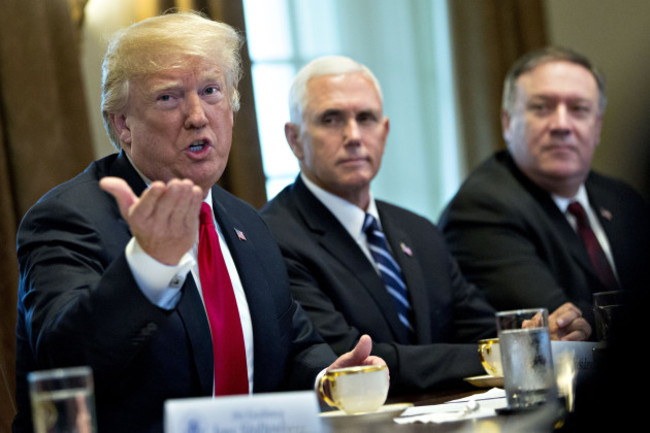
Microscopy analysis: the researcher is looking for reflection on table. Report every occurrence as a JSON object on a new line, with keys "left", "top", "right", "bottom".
{"left": 321, "top": 386, "right": 565, "bottom": 433}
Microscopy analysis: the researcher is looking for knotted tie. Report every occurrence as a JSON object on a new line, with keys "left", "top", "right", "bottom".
{"left": 567, "top": 201, "right": 618, "bottom": 290}
{"left": 363, "top": 213, "right": 414, "bottom": 334}
{"left": 198, "top": 203, "right": 249, "bottom": 395}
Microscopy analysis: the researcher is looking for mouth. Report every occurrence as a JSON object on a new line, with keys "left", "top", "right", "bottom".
{"left": 188, "top": 139, "right": 208, "bottom": 153}
{"left": 338, "top": 156, "right": 370, "bottom": 165}
{"left": 185, "top": 139, "right": 213, "bottom": 161}
{"left": 544, "top": 142, "right": 577, "bottom": 152}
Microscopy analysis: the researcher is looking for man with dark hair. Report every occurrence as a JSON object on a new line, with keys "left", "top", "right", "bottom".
{"left": 439, "top": 46, "right": 650, "bottom": 331}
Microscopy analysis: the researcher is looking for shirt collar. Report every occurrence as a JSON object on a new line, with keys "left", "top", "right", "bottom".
{"left": 552, "top": 184, "right": 589, "bottom": 213}
{"left": 300, "top": 172, "right": 379, "bottom": 241}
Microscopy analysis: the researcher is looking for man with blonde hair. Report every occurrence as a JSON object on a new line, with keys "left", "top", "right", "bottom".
{"left": 14, "top": 13, "right": 382, "bottom": 433}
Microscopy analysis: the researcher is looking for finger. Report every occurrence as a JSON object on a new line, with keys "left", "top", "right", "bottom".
{"left": 100, "top": 177, "right": 138, "bottom": 220}
{"left": 133, "top": 181, "right": 167, "bottom": 223}
{"left": 327, "top": 335, "right": 373, "bottom": 371}
{"left": 561, "top": 329, "right": 589, "bottom": 341}
{"left": 563, "top": 318, "right": 592, "bottom": 341}
{"left": 349, "top": 334, "right": 373, "bottom": 363}
{"left": 553, "top": 304, "right": 583, "bottom": 328}
{"left": 522, "top": 312, "right": 543, "bottom": 329}
{"left": 166, "top": 180, "right": 203, "bottom": 229}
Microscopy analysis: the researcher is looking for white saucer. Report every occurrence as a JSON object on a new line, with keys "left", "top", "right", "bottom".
{"left": 320, "top": 403, "right": 413, "bottom": 425}
{"left": 463, "top": 374, "right": 504, "bottom": 388}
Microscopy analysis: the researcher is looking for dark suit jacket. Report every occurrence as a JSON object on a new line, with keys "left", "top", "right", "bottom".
{"left": 439, "top": 150, "right": 650, "bottom": 330}
{"left": 261, "top": 177, "right": 496, "bottom": 395}
{"left": 14, "top": 152, "right": 334, "bottom": 433}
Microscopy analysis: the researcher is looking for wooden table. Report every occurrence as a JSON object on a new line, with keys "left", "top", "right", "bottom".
{"left": 322, "top": 386, "right": 565, "bottom": 433}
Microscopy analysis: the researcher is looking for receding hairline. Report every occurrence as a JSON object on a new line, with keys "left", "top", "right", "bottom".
{"left": 288, "top": 56, "right": 383, "bottom": 124}
{"left": 502, "top": 47, "right": 607, "bottom": 114}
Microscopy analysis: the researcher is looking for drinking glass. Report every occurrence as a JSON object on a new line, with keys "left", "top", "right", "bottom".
{"left": 496, "top": 308, "right": 556, "bottom": 409}
{"left": 28, "top": 366, "right": 97, "bottom": 433}
{"left": 593, "top": 290, "right": 626, "bottom": 342}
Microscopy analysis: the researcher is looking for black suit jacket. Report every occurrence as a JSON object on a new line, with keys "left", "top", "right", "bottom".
{"left": 439, "top": 150, "right": 650, "bottom": 330}
{"left": 14, "top": 152, "right": 334, "bottom": 433}
{"left": 261, "top": 177, "right": 496, "bottom": 395}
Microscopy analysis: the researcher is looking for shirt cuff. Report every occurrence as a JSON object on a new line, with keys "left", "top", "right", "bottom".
{"left": 125, "top": 237, "right": 194, "bottom": 309}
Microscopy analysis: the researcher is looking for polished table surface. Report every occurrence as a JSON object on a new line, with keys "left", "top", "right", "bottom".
{"left": 322, "top": 386, "right": 566, "bottom": 433}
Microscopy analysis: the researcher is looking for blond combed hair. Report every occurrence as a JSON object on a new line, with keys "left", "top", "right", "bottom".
{"left": 101, "top": 11, "right": 243, "bottom": 149}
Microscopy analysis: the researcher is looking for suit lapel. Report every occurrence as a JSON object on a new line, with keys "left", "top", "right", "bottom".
{"left": 506, "top": 154, "right": 603, "bottom": 286}
{"left": 109, "top": 150, "right": 148, "bottom": 197}
{"left": 586, "top": 181, "right": 618, "bottom": 261}
{"left": 292, "top": 179, "right": 411, "bottom": 343}
{"left": 377, "top": 204, "right": 434, "bottom": 343}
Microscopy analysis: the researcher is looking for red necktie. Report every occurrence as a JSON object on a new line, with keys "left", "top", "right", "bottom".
{"left": 567, "top": 201, "right": 619, "bottom": 290}
{"left": 198, "top": 203, "right": 249, "bottom": 395}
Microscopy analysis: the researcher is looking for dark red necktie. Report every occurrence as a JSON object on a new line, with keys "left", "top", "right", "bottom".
{"left": 198, "top": 203, "right": 249, "bottom": 395}
{"left": 567, "top": 201, "right": 619, "bottom": 290}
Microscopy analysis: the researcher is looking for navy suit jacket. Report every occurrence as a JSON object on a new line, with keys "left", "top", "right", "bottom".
{"left": 439, "top": 150, "right": 650, "bottom": 330}
{"left": 261, "top": 177, "right": 496, "bottom": 395}
{"left": 14, "top": 152, "right": 334, "bottom": 433}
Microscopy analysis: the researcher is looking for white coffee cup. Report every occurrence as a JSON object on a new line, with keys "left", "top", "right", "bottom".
{"left": 318, "top": 365, "right": 389, "bottom": 414}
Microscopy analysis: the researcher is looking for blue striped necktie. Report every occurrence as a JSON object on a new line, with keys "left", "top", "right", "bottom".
{"left": 363, "top": 213, "right": 414, "bottom": 334}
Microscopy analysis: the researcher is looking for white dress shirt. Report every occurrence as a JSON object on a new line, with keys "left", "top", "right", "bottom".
{"left": 301, "top": 173, "right": 384, "bottom": 273}
{"left": 122, "top": 171, "right": 254, "bottom": 393}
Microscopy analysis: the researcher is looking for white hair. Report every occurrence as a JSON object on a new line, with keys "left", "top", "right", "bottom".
{"left": 288, "top": 56, "right": 383, "bottom": 124}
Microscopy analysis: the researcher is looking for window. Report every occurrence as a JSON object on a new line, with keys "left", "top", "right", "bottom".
{"left": 243, "top": 0, "right": 461, "bottom": 221}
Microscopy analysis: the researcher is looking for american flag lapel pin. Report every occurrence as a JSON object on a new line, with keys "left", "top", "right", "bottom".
{"left": 234, "top": 228, "right": 247, "bottom": 241}
{"left": 600, "top": 208, "right": 613, "bottom": 221}
{"left": 400, "top": 242, "right": 413, "bottom": 256}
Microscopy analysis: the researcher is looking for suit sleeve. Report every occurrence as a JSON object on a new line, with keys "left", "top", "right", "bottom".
{"left": 16, "top": 187, "right": 177, "bottom": 387}
{"left": 440, "top": 188, "right": 575, "bottom": 316}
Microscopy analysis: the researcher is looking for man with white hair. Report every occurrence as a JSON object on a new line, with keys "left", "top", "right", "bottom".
{"left": 262, "top": 55, "right": 590, "bottom": 395}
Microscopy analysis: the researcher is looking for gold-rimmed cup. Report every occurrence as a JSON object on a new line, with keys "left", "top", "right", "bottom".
{"left": 478, "top": 338, "right": 502, "bottom": 377}
{"left": 318, "top": 365, "right": 389, "bottom": 414}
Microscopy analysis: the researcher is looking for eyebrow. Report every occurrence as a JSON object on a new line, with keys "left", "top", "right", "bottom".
{"left": 528, "top": 94, "right": 593, "bottom": 103}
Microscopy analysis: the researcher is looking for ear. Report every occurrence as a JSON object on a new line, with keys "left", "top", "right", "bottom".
{"left": 284, "top": 122, "right": 304, "bottom": 160}
{"left": 381, "top": 116, "right": 390, "bottom": 140}
{"left": 110, "top": 113, "right": 132, "bottom": 149}
{"left": 501, "top": 109, "right": 512, "bottom": 143}
{"left": 594, "top": 115, "right": 604, "bottom": 146}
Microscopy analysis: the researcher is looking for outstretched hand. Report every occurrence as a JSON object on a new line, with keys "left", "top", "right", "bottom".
{"left": 100, "top": 176, "right": 204, "bottom": 265}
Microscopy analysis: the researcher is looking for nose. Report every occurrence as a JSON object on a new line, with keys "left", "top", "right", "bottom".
{"left": 343, "top": 119, "right": 362, "bottom": 146}
{"left": 549, "top": 104, "right": 571, "bottom": 132}
{"left": 184, "top": 93, "right": 208, "bottom": 129}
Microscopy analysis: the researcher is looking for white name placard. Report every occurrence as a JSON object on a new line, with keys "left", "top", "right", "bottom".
{"left": 164, "top": 391, "right": 323, "bottom": 433}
